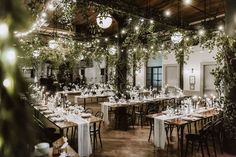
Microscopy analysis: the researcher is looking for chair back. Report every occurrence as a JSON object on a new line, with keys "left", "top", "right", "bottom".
{"left": 95, "top": 111, "right": 104, "bottom": 129}
{"left": 199, "top": 121, "right": 213, "bottom": 136}
{"left": 85, "top": 108, "right": 93, "bottom": 114}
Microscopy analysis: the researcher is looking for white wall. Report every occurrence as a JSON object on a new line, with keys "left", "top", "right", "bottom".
{"left": 162, "top": 45, "right": 217, "bottom": 94}
{"left": 84, "top": 60, "right": 106, "bottom": 84}
{"left": 147, "top": 56, "right": 162, "bottom": 67}
{"left": 135, "top": 61, "right": 146, "bottom": 88}
{"left": 183, "top": 46, "right": 216, "bottom": 92}
{"left": 134, "top": 56, "right": 162, "bottom": 88}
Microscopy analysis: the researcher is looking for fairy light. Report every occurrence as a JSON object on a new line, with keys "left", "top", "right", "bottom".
{"left": 121, "top": 29, "right": 126, "bottom": 34}
{"left": 3, "top": 78, "right": 11, "bottom": 88}
{"left": 183, "top": 0, "right": 192, "bottom": 5}
{"left": 134, "top": 26, "right": 139, "bottom": 31}
{"left": 14, "top": 0, "right": 59, "bottom": 37}
{"left": 3, "top": 48, "right": 17, "bottom": 65}
{"left": 3, "top": 77, "right": 14, "bottom": 93}
{"left": 218, "top": 25, "right": 224, "bottom": 31}
{"left": 164, "top": 9, "right": 171, "bottom": 17}
{"left": 0, "top": 22, "right": 9, "bottom": 40}
{"left": 104, "top": 38, "right": 108, "bottom": 42}
{"left": 198, "top": 28, "right": 206, "bottom": 36}
{"left": 150, "top": 19, "right": 154, "bottom": 24}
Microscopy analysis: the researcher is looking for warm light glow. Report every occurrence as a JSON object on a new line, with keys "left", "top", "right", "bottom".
{"left": 164, "top": 10, "right": 171, "bottom": 17}
{"left": 4, "top": 48, "right": 17, "bottom": 64}
{"left": 3, "top": 78, "right": 11, "bottom": 88}
{"left": 33, "top": 50, "right": 40, "bottom": 58}
{"left": 41, "top": 12, "right": 47, "bottom": 18}
{"left": 171, "top": 32, "right": 183, "bottom": 44}
{"left": 0, "top": 22, "right": 9, "bottom": 40}
{"left": 134, "top": 26, "right": 139, "bottom": 31}
{"left": 150, "top": 19, "right": 154, "bottom": 24}
{"left": 121, "top": 29, "right": 126, "bottom": 34}
{"left": 185, "top": 37, "right": 190, "bottom": 41}
{"left": 218, "top": 25, "right": 224, "bottom": 31}
{"left": 108, "top": 46, "right": 117, "bottom": 55}
{"left": 48, "top": 40, "right": 58, "bottom": 49}
{"left": 198, "top": 29, "right": 206, "bottom": 36}
{"left": 183, "top": 0, "right": 192, "bottom": 5}
{"left": 47, "top": 3, "right": 56, "bottom": 11}
{"left": 104, "top": 38, "right": 108, "bottom": 42}
{"left": 96, "top": 13, "right": 113, "bottom": 29}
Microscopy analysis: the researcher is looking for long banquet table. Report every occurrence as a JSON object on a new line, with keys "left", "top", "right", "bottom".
{"left": 100, "top": 95, "right": 191, "bottom": 130}
{"left": 146, "top": 107, "right": 219, "bottom": 157}
{"left": 32, "top": 104, "right": 102, "bottom": 156}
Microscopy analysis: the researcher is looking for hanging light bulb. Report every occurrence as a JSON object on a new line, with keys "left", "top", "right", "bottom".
{"left": 108, "top": 46, "right": 117, "bottom": 55}
{"left": 171, "top": 32, "right": 183, "bottom": 44}
{"left": 96, "top": 13, "right": 113, "bottom": 29}
{"left": 48, "top": 40, "right": 58, "bottom": 49}
{"left": 33, "top": 50, "right": 40, "bottom": 58}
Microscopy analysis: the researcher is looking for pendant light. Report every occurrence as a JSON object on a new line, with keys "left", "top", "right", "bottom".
{"left": 171, "top": 0, "right": 183, "bottom": 44}
{"left": 96, "top": 13, "right": 113, "bottom": 29}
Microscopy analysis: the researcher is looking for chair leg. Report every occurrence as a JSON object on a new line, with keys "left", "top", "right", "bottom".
{"left": 148, "top": 123, "right": 153, "bottom": 141}
{"left": 185, "top": 140, "right": 189, "bottom": 157}
{"left": 200, "top": 142, "right": 204, "bottom": 157}
{"left": 205, "top": 140, "right": 210, "bottom": 157}
{"left": 212, "top": 135, "right": 217, "bottom": 157}
{"left": 191, "top": 142, "right": 194, "bottom": 156}
{"left": 98, "top": 131, "right": 103, "bottom": 148}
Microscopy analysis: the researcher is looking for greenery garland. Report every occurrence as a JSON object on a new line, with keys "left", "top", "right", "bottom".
{"left": 0, "top": 0, "right": 34, "bottom": 157}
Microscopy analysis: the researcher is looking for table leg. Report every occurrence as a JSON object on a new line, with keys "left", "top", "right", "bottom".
{"left": 180, "top": 125, "right": 185, "bottom": 157}
{"left": 93, "top": 122, "right": 96, "bottom": 155}
{"left": 84, "top": 98, "right": 86, "bottom": 109}
{"left": 59, "top": 128, "right": 64, "bottom": 136}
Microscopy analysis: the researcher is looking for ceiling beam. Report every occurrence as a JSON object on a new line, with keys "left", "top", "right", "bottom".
{"left": 77, "top": 0, "right": 173, "bottom": 26}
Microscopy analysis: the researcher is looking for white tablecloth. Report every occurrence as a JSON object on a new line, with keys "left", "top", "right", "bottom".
{"left": 67, "top": 114, "right": 92, "bottom": 157}
{"left": 154, "top": 115, "right": 169, "bottom": 149}
{"left": 101, "top": 103, "right": 109, "bottom": 125}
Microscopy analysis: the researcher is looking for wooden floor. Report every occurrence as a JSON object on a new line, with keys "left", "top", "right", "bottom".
{"left": 93, "top": 125, "right": 235, "bottom": 157}
{"left": 39, "top": 100, "right": 236, "bottom": 157}
{"left": 85, "top": 102, "right": 235, "bottom": 157}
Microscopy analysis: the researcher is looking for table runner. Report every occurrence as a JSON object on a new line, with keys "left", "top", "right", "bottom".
{"left": 66, "top": 114, "right": 92, "bottom": 157}
{"left": 101, "top": 103, "right": 109, "bottom": 125}
{"left": 153, "top": 115, "right": 169, "bottom": 149}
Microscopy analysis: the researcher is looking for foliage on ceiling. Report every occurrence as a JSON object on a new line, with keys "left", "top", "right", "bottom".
{"left": 19, "top": 0, "right": 225, "bottom": 73}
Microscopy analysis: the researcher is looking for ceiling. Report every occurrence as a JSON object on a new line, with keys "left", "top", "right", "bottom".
{"left": 37, "top": 0, "right": 225, "bottom": 37}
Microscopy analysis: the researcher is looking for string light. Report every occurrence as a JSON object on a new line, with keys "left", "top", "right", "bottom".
{"left": 2, "top": 48, "right": 17, "bottom": 65}
{"left": 121, "top": 29, "right": 126, "bottom": 34}
{"left": 104, "top": 38, "right": 108, "bottom": 42}
{"left": 14, "top": 0, "right": 60, "bottom": 37}
{"left": 0, "top": 22, "right": 9, "bottom": 40}
{"left": 134, "top": 26, "right": 139, "bottom": 31}
{"left": 218, "top": 25, "right": 224, "bottom": 31}
{"left": 149, "top": 19, "right": 154, "bottom": 24}
{"left": 3, "top": 78, "right": 12, "bottom": 88}
{"left": 33, "top": 50, "right": 40, "bottom": 58}
{"left": 198, "top": 28, "right": 206, "bottom": 36}
{"left": 164, "top": 9, "right": 171, "bottom": 17}
{"left": 183, "top": 0, "right": 192, "bottom": 5}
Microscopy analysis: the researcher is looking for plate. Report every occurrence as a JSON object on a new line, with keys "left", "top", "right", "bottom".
{"left": 81, "top": 113, "right": 91, "bottom": 118}
{"left": 51, "top": 117, "right": 64, "bottom": 122}
{"left": 43, "top": 110, "right": 53, "bottom": 114}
